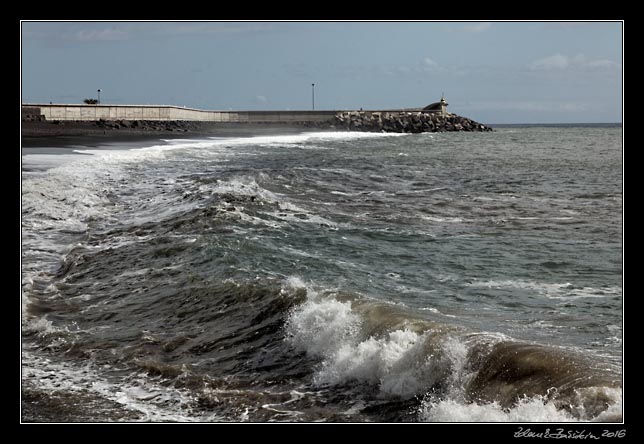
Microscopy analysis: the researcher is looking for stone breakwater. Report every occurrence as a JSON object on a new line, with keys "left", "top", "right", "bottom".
{"left": 95, "top": 118, "right": 198, "bottom": 132}
{"left": 335, "top": 111, "right": 493, "bottom": 133}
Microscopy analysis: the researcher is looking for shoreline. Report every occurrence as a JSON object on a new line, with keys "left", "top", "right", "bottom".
{"left": 21, "top": 120, "right": 334, "bottom": 148}
{"left": 21, "top": 109, "right": 495, "bottom": 149}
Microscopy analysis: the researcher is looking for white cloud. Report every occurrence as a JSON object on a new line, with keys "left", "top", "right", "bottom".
{"left": 423, "top": 57, "right": 438, "bottom": 67}
{"left": 586, "top": 59, "right": 619, "bottom": 69}
{"left": 255, "top": 95, "right": 268, "bottom": 104}
{"left": 528, "top": 54, "right": 569, "bottom": 70}
{"left": 23, "top": 22, "right": 281, "bottom": 46}
{"left": 462, "top": 22, "right": 492, "bottom": 33}
{"left": 73, "top": 28, "right": 129, "bottom": 42}
{"left": 139, "top": 22, "right": 281, "bottom": 37}
{"left": 384, "top": 58, "right": 446, "bottom": 76}
{"left": 570, "top": 54, "right": 588, "bottom": 65}
{"left": 528, "top": 53, "right": 620, "bottom": 71}
{"left": 559, "top": 102, "right": 589, "bottom": 112}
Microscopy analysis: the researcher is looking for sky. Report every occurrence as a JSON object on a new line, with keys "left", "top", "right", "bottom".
{"left": 21, "top": 21, "right": 623, "bottom": 124}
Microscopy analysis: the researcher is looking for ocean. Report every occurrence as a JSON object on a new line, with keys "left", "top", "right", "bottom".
{"left": 21, "top": 125, "right": 623, "bottom": 422}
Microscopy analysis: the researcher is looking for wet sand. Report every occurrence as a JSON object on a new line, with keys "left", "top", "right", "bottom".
{"left": 22, "top": 120, "right": 335, "bottom": 149}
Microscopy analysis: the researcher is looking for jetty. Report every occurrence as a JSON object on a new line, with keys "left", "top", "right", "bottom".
{"left": 22, "top": 97, "right": 492, "bottom": 134}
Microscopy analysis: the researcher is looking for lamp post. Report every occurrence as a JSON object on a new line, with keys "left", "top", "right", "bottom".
{"left": 97, "top": 89, "right": 102, "bottom": 104}
{"left": 311, "top": 83, "right": 315, "bottom": 111}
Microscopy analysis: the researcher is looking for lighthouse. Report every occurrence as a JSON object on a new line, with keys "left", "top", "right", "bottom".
{"left": 422, "top": 94, "right": 449, "bottom": 117}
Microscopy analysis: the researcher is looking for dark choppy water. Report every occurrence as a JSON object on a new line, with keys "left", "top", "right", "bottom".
{"left": 21, "top": 126, "right": 622, "bottom": 422}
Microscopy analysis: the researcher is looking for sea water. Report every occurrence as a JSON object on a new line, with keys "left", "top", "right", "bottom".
{"left": 21, "top": 125, "right": 622, "bottom": 422}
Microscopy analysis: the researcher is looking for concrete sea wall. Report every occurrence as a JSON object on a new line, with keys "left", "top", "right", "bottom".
{"left": 22, "top": 104, "right": 337, "bottom": 123}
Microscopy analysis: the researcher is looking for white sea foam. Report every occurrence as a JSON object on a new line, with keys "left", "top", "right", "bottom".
{"left": 284, "top": 279, "right": 622, "bottom": 421}
{"left": 22, "top": 143, "right": 183, "bottom": 327}
{"left": 23, "top": 135, "right": 302, "bottom": 251}
{"left": 22, "top": 349, "right": 222, "bottom": 422}
{"left": 22, "top": 153, "right": 90, "bottom": 172}
{"left": 242, "top": 131, "right": 407, "bottom": 145}
{"left": 285, "top": 281, "right": 468, "bottom": 398}
{"left": 22, "top": 163, "right": 113, "bottom": 233}
{"left": 317, "top": 329, "right": 427, "bottom": 396}
{"left": 423, "top": 332, "right": 623, "bottom": 422}
{"left": 421, "top": 397, "right": 577, "bottom": 422}
{"left": 397, "top": 187, "right": 448, "bottom": 195}
{"left": 210, "top": 176, "right": 279, "bottom": 202}
{"left": 22, "top": 316, "right": 75, "bottom": 351}
{"left": 139, "top": 131, "right": 406, "bottom": 154}
{"left": 468, "top": 279, "right": 622, "bottom": 301}
{"left": 605, "top": 324, "right": 623, "bottom": 347}
{"left": 260, "top": 390, "right": 311, "bottom": 419}
{"left": 420, "top": 386, "right": 623, "bottom": 422}
{"left": 286, "top": 292, "right": 360, "bottom": 358}
{"left": 204, "top": 175, "right": 341, "bottom": 230}
{"left": 271, "top": 206, "right": 339, "bottom": 229}
{"left": 421, "top": 215, "right": 465, "bottom": 223}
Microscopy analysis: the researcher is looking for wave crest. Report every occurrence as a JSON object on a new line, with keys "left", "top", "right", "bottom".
{"left": 284, "top": 280, "right": 622, "bottom": 421}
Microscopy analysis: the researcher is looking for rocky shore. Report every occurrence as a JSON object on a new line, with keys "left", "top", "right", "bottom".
{"left": 335, "top": 111, "right": 492, "bottom": 133}
{"left": 22, "top": 119, "right": 206, "bottom": 136}
{"left": 96, "top": 118, "right": 197, "bottom": 132}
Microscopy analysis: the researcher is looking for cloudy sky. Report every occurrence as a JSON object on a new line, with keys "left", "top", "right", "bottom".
{"left": 21, "top": 21, "right": 622, "bottom": 124}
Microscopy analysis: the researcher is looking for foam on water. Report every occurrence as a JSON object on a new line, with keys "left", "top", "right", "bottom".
{"left": 210, "top": 175, "right": 280, "bottom": 202}
{"left": 285, "top": 279, "right": 466, "bottom": 398}
{"left": 22, "top": 126, "right": 623, "bottom": 422}
{"left": 22, "top": 153, "right": 91, "bottom": 173}
{"left": 70, "top": 131, "right": 407, "bottom": 158}
{"left": 22, "top": 349, "right": 222, "bottom": 422}
{"left": 233, "top": 131, "right": 408, "bottom": 146}
{"left": 284, "top": 278, "right": 622, "bottom": 420}
{"left": 420, "top": 386, "right": 623, "bottom": 422}
{"left": 25, "top": 134, "right": 361, "bottom": 272}
{"left": 421, "top": 397, "right": 578, "bottom": 422}
{"left": 468, "top": 279, "right": 622, "bottom": 301}
{"left": 421, "top": 215, "right": 465, "bottom": 223}
{"left": 22, "top": 165, "right": 112, "bottom": 232}
{"left": 284, "top": 280, "right": 360, "bottom": 358}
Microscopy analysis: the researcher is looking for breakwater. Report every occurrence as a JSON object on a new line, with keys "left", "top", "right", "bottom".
{"left": 22, "top": 104, "right": 493, "bottom": 133}
{"left": 335, "top": 111, "right": 492, "bottom": 133}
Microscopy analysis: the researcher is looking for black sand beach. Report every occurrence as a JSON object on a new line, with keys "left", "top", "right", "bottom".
{"left": 21, "top": 120, "right": 330, "bottom": 148}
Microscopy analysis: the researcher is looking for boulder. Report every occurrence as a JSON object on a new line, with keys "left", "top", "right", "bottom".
{"left": 334, "top": 110, "right": 492, "bottom": 133}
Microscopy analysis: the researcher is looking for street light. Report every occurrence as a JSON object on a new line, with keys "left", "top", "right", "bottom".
{"left": 312, "top": 83, "right": 315, "bottom": 111}
{"left": 97, "top": 89, "right": 102, "bottom": 104}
